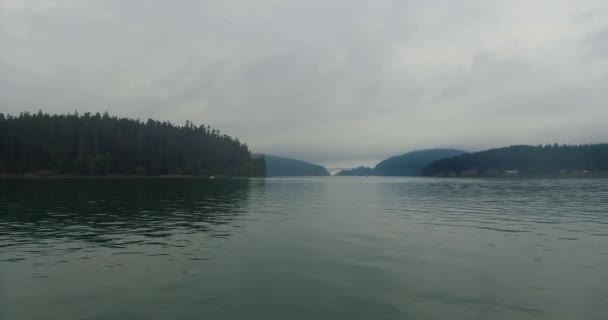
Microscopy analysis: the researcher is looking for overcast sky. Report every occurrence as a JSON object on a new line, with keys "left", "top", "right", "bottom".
{"left": 1, "top": 0, "right": 607, "bottom": 167}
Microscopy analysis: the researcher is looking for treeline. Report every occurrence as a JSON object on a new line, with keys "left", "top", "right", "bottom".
{"left": 0, "top": 111, "right": 265, "bottom": 176}
{"left": 423, "top": 144, "right": 608, "bottom": 176}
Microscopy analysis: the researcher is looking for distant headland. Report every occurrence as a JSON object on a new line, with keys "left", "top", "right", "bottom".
{"left": 337, "top": 145, "right": 608, "bottom": 178}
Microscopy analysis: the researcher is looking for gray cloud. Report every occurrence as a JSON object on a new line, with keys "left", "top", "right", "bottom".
{"left": 1, "top": 0, "right": 607, "bottom": 167}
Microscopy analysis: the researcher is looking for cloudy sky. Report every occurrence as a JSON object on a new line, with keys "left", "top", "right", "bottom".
{"left": 1, "top": 0, "right": 607, "bottom": 167}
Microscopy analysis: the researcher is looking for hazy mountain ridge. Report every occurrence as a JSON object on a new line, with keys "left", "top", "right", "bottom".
{"left": 373, "top": 149, "right": 465, "bottom": 176}
{"left": 260, "top": 154, "right": 330, "bottom": 177}
{"left": 336, "top": 149, "right": 465, "bottom": 176}
{"left": 335, "top": 166, "right": 374, "bottom": 176}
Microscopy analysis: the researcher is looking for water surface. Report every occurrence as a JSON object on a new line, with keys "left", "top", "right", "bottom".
{"left": 1, "top": 177, "right": 607, "bottom": 319}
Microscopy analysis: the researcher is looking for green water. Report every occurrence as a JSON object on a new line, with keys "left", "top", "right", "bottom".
{"left": 1, "top": 177, "right": 607, "bottom": 319}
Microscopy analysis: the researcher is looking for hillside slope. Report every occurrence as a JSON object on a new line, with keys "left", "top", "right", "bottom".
{"left": 423, "top": 144, "right": 608, "bottom": 177}
{"left": 373, "top": 149, "right": 466, "bottom": 176}
{"left": 335, "top": 166, "right": 374, "bottom": 176}
{"left": 262, "top": 155, "right": 330, "bottom": 177}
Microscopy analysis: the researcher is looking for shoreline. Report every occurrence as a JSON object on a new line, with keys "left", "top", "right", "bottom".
{"left": 0, "top": 174, "right": 255, "bottom": 179}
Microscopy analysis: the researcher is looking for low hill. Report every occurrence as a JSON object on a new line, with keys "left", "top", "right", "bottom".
{"left": 422, "top": 144, "right": 608, "bottom": 177}
{"left": 262, "top": 155, "right": 330, "bottom": 177}
{"left": 373, "top": 149, "right": 466, "bottom": 176}
{"left": 335, "top": 166, "right": 374, "bottom": 176}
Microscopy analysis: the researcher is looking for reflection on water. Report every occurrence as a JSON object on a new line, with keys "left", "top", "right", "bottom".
{"left": 1, "top": 177, "right": 608, "bottom": 320}
{"left": 0, "top": 178, "right": 254, "bottom": 258}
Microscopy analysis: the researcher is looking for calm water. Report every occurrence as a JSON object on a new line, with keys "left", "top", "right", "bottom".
{"left": 1, "top": 177, "right": 608, "bottom": 320}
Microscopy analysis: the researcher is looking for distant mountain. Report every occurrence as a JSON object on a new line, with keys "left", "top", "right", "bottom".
{"left": 335, "top": 166, "right": 374, "bottom": 176}
{"left": 332, "top": 149, "right": 466, "bottom": 177}
{"left": 422, "top": 144, "right": 608, "bottom": 177}
{"left": 260, "top": 155, "right": 330, "bottom": 177}
{"left": 374, "top": 149, "right": 466, "bottom": 176}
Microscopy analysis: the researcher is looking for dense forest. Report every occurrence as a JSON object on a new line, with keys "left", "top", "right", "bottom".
{"left": 0, "top": 112, "right": 265, "bottom": 176}
{"left": 260, "top": 154, "right": 330, "bottom": 176}
{"left": 423, "top": 144, "right": 608, "bottom": 177}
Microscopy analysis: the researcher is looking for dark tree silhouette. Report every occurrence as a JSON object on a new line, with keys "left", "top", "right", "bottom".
{"left": 0, "top": 111, "right": 265, "bottom": 176}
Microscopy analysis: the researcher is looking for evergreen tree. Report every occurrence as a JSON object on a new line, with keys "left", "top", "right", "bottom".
{"left": 0, "top": 112, "right": 265, "bottom": 176}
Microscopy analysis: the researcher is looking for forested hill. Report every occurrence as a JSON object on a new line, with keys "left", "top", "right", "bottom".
{"left": 0, "top": 112, "right": 265, "bottom": 176}
{"left": 423, "top": 144, "right": 608, "bottom": 177}
{"left": 336, "top": 149, "right": 465, "bottom": 176}
{"left": 373, "top": 149, "right": 465, "bottom": 176}
{"left": 335, "top": 166, "right": 374, "bottom": 176}
{"left": 261, "top": 155, "right": 330, "bottom": 176}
